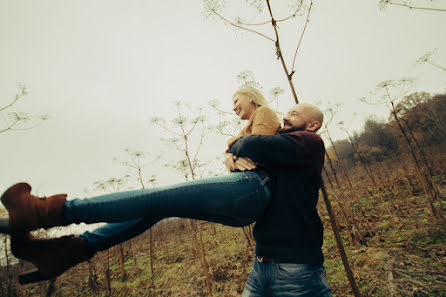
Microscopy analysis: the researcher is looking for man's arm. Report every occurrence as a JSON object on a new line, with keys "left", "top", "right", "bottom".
{"left": 228, "top": 131, "right": 325, "bottom": 170}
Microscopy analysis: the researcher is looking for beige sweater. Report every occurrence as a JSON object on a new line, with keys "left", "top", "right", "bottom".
{"left": 227, "top": 105, "right": 281, "bottom": 148}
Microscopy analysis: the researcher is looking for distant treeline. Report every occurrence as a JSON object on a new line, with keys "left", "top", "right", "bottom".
{"left": 327, "top": 92, "right": 446, "bottom": 168}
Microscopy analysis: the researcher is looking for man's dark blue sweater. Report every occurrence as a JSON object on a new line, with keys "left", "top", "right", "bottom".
{"left": 229, "top": 130, "right": 326, "bottom": 265}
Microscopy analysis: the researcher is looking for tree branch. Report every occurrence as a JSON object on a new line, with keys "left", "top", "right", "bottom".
{"left": 0, "top": 116, "right": 47, "bottom": 134}
{"left": 176, "top": 104, "right": 196, "bottom": 179}
{"left": 427, "top": 60, "right": 446, "bottom": 71}
{"left": 0, "top": 119, "right": 20, "bottom": 133}
{"left": 387, "top": 2, "right": 446, "bottom": 12}
{"left": 193, "top": 119, "right": 206, "bottom": 165}
{"left": 186, "top": 109, "right": 202, "bottom": 136}
{"left": 291, "top": 0, "right": 313, "bottom": 75}
{"left": 236, "top": 6, "right": 300, "bottom": 26}
{"left": 155, "top": 122, "right": 182, "bottom": 137}
{"left": 0, "top": 86, "right": 27, "bottom": 112}
{"left": 209, "top": 104, "right": 236, "bottom": 116}
{"left": 265, "top": 0, "right": 299, "bottom": 103}
{"left": 212, "top": 10, "right": 275, "bottom": 42}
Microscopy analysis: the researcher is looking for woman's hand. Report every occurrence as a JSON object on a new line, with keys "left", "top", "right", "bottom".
{"left": 234, "top": 157, "right": 257, "bottom": 171}
{"left": 223, "top": 153, "right": 238, "bottom": 171}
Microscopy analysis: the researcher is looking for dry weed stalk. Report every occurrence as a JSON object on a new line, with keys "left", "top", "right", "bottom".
{"left": 152, "top": 102, "right": 213, "bottom": 296}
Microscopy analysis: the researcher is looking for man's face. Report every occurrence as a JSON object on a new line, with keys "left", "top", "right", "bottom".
{"left": 282, "top": 105, "right": 309, "bottom": 132}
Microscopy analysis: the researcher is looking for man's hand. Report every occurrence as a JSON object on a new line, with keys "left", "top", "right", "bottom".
{"left": 234, "top": 157, "right": 256, "bottom": 171}
{"left": 223, "top": 153, "right": 237, "bottom": 171}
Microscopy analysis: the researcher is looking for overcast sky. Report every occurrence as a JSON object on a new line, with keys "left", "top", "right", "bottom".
{"left": 1, "top": 0, "right": 445, "bottom": 199}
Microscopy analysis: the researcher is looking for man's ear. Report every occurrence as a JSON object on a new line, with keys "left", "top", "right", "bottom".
{"left": 306, "top": 121, "right": 321, "bottom": 132}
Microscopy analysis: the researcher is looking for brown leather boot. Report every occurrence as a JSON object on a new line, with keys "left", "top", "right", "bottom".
{"left": 1, "top": 183, "right": 67, "bottom": 232}
{"left": 12, "top": 233, "right": 96, "bottom": 284}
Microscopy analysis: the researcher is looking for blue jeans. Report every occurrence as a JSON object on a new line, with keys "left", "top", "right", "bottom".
{"left": 64, "top": 171, "right": 270, "bottom": 252}
{"left": 242, "top": 258, "right": 333, "bottom": 297}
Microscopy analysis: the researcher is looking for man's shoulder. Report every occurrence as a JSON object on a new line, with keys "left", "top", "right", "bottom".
{"left": 283, "top": 131, "right": 326, "bottom": 154}
{"left": 285, "top": 131, "right": 324, "bottom": 142}
{"left": 242, "top": 130, "right": 323, "bottom": 143}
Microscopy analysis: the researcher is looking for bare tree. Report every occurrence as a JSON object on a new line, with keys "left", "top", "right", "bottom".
{"left": 204, "top": 0, "right": 314, "bottom": 102}
{"left": 1, "top": 84, "right": 48, "bottom": 134}
{"left": 236, "top": 70, "right": 262, "bottom": 89}
{"left": 151, "top": 101, "right": 213, "bottom": 296}
{"left": 321, "top": 108, "right": 370, "bottom": 246}
{"left": 416, "top": 49, "right": 446, "bottom": 72}
{"left": 116, "top": 148, "right": 158, "bottom": 287}
{"left": 92, "top": 176, "right": 131, "bottom": 194}
{"left": 362, "top": 79, "right": 443, "bottom": 218}
{"left": 268, "top": 87, "right": 285, "bottom": 113}
{"left": 90, "top": 176, "right": 131, "bottom": 292}
{"left": 378, "top": 0, "right": 446, "bottom": 12}
{"left": 322, "top": 125, "right": 373, "bottom": 232}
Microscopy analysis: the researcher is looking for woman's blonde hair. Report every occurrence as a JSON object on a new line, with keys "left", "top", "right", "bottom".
{"left": 233, "top": 86, "right": 268, "bottom": 107}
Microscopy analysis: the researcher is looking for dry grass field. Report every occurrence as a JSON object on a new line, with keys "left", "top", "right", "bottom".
{"left": 1, "top": 144, "right": 445, "bottom": 297}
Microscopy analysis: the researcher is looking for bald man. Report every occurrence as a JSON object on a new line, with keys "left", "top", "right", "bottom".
{"left": 228, "top": 103, "right": 333, "bottom": 297}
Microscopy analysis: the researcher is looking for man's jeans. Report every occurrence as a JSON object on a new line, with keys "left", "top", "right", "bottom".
{"left": 242, "top": 257, "right": 333, "bottom": 297}
{"left": 64, "top": 171, "right": 270, "bottom": 252}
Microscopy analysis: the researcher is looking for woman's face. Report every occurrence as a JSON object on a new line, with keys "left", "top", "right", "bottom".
{"left": 233, "top": 93, "right": 257, "bottom": 120}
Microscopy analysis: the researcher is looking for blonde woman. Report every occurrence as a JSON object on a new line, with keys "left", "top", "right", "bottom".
{"left": 2, "top": 86, "right": 282, "bottom": 283}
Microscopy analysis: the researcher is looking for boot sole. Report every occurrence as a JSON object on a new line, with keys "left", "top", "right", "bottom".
{"left": 19, "top": 270, "right": 55, "bottom": 284}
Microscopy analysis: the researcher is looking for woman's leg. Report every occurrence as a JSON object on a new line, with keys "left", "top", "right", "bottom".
{"left": 65, "top": 171, "right": 269, "bottom": 225}
{"left": 3, "top": 172, "right": 269, "bottom": 283}
{"left": 81, "top": 218, "right": 159, "bottom": 252}
{"left": 68, "top": 171, "right": 270, "bottom": 251}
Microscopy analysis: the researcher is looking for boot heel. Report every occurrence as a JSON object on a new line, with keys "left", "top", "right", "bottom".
{"left": 19, "top": 270, "right": 53, "bottom": 284}
{"left": 14, "top": 236, "right": 95, "bottom": 284}
{"left": 0, "top": 218, "right": 10, "bottom": 234}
